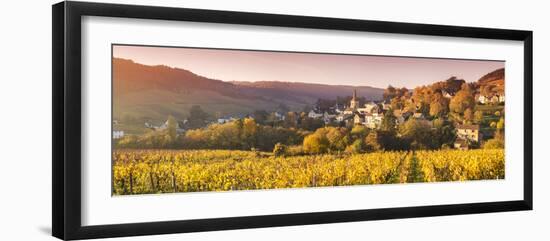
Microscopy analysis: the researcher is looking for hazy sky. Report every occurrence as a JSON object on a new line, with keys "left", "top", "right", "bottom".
{"left": 113, "top": 45, "right": 504, "bottom": 89}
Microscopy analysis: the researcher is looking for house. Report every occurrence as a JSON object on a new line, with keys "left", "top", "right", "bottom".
{"left": 490, "top": 95, "right": 500, "bottom": 104}
{"left": 442, "top": 90, "right": 454, "bottom": 99}
{"left": 456, "top": 124, "right": 481, "bottom": 143}
{"left": 361, "top": 101, "right": 379, "bottom": 114}
{"left": 353, "top": 113, "right": 365, "bottom": 125}
{"left": 477, "top": 95, "right": 488, "bottom": 104}
{"left": 363, "top": 112, "right": 384, "bottom": 129}
{"left": 412, "top": 112, "right": 425, "bottom": 119}
{"left": 323, "top": 111, "right": 336, "bottom": 124}
{"left": 453, "top": 138, "right": 469, "bottom": 150}
{"left": 478, "top": 94, "right": 504, "bottom": 104}
{"left": 308, "top": 110, "right": 323, "bottom": 119}
{"left": 144, "top": 121, "right": 154, "bottom": 128}
{"left": 274, "top": 111, "right": 286, "bottom": 121}
{"left": 336, "top": 113, "right": 352, "bottom": 123}
{"left": 217, "top": 117, "right": 232, "bottom": 124}
{"left": 342, "top": 107, "right": 355, "bottom": 115}
{"left": 333, "top": 104, "right": 345, "bottom": 113}
{"left": 113, "top": 130, "right": 124, "bottom": 139}
{"left": 159, "top": 118, "right": 187, "bottom": 134}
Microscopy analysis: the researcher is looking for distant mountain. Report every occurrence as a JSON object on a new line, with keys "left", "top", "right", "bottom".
{"left": 477, "top": 68, "right": 504, "bottom": 94}
{"left": 113, "top": 58, "right": 384, "bottom": 122}
{"left": 231, "top": 81, "right": 383, "bottom": 104}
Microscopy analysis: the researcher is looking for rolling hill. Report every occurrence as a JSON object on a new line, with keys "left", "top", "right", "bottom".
{"left": 477, "top": 68, "right": 504, "bottom": 94}
{"left": 113, "top": 58, "right": 384, "bottom": 124}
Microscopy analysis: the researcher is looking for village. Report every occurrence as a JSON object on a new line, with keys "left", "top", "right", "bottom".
{"left": 114, "top": 86, "right": 504, "bottom": 151}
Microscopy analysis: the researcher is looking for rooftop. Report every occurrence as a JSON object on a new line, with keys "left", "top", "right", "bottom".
{"left": 456, "top": 124, "right": 480, "bottom": 130}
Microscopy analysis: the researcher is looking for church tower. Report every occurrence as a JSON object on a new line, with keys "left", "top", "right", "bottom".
{"left": 350, "top": 89, "right": 359, "bottom": 109}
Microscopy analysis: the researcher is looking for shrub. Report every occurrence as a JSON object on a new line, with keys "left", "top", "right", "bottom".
{"left": 273, "top": 143, "right": 288, "bottom": 157}
{"left": 286, "top": 145, "right": 304, "bottom": 156}
{"left": 483, "top": 138, "right": 504, "bottom": 149}
{"left": 345, "top": 139, "right": 365, "bottom": 154}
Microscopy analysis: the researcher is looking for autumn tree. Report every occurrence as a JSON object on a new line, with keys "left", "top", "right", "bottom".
{"left": 350, "top": 125, "right": 368, "bottom": 139}
{"left": 364, "top": 131, "right": 381, "bottom": 152}
{"left": 345, "top": 139, "right": 365, "bottom": 154}
{"left": 303, "top": 130, "right": 329, "bottom": 154}
{"left": 429, "top": 92, "right": 449, "bottom": 117}
{"left": 390, "top": 97, "right": 404, "bottom": 110}
{"left": 242, "top": 118, "right": 258, "bottom": 149}
{"left": 463, "top": 108, "right": 474, "bottom": 123}
{"left": 496, "top": 117, "right": 505, "bottom": 130}
{"left": 474, "top": 110, "right": 484, "bottom": 124}
{"left": 449, "top": 83, "right": 475, "bottom": 115}
{"left": 325, "top": 127, "right": 350, "bottom": 152}
{"left": 399, "top": 119, "right": 434, "bottom": 150}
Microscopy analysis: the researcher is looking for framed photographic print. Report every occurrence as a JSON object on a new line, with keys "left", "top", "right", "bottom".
{"left": 52, "top": 1, "right": 533, "bottom": 240}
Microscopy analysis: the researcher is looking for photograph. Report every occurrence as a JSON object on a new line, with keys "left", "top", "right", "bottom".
{"left": 111, "top": 44, "right": 505, "bottom": 195}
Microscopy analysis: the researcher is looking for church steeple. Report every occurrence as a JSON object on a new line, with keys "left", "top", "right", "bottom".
{"left": 350, "top": 89, "right": 359, "bottom": 109}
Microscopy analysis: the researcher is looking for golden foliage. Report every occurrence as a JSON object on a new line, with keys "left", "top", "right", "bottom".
{"left": 112, "top": 149, "right": 504, "bottom": 195}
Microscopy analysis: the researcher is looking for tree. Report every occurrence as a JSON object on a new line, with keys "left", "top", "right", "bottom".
{"left": 273, "top": 142, "right": 287, "bottom": 157}
{"left": 429, "top": 93, "right": 449, "bottom": 117}
{"left": 252, "top": 110, "right": 269, "bottom": 125}
{"left": 463, "top": 108, "right": 474, "bottom": 123}
{"left": 399, "top": 119, "right": 434, "bottom": 150}
{"left": 444, "top": 77, "right": 466, "bottom": 94}
{"left": 350, "top": 125, "right": 368, "bottom": 139}
{"left": 474, "top": 110, "right": 484, "bottom": 124}
{"left": 325, "top": 127, "right": 350, "bottom": 152}
{"left": 449, "top": 84, "right": 475, "bottom": 115}
{"left": 404, "top": 99, "right": 417, "bottom": 113}
{"left": 284, "top": 112, "right": 298, "bottom": 128}
{"left": 496, "top": 117, "right": 505, "bottom": 130}
{"left": 380, "top": 109, "right": 397, "bottom": 131}
{"left": 483, "top": 138, "right": 504, "bottom": 149}
{"left": 383, "top": 85, "right": 397, "bottom": 101}
{"left": 188, "top": 105, "right": 210, "bottom": 129}
{"left": 300, "top": 116, "right": 324, "bottom": 131}
{"left": 432, "top": 118, "right": 456, "bottom": 148}
{"left": 166, "top": 115, "right": 177, "bottom": 141}
{"left": 390, "top": 97, "right": 404, "bottom": 110}
{"left": 345, "top": 139, "right": 365, "bottom": 154}
{"left": 364, "top": 131, "right": 381, "bottom": 152}
{"left": 303, "top": 132, "right": 329, "bottom": 154}
{"left": 242, "top": 118, "right": 258, "bottom": 149}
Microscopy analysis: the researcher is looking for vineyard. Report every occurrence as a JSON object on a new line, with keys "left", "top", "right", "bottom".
{"left": 112, "top": 149, "right": 504, "bottom": 195}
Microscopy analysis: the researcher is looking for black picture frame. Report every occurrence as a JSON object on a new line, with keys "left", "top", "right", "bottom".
{"left": 52, "top": 1, "right": 533, "bottom": 240}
